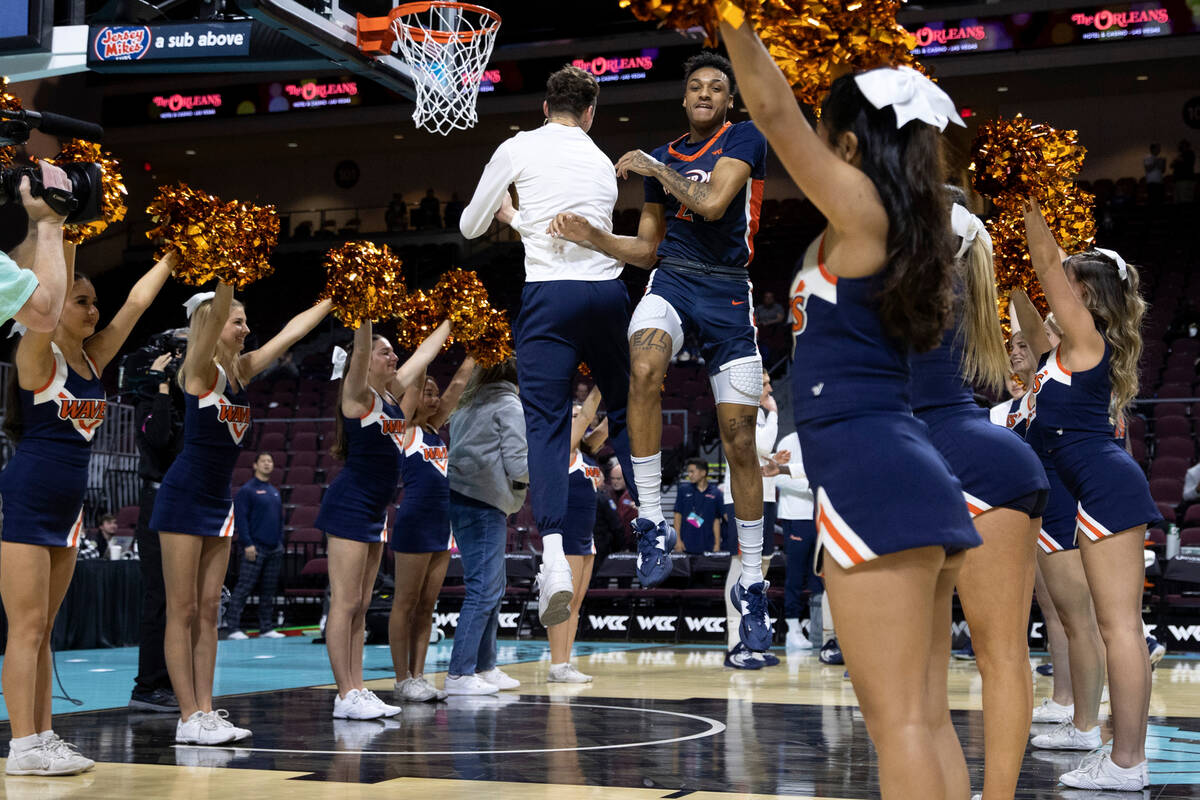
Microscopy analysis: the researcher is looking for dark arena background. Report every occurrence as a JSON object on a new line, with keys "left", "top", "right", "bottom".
{"left": 1, "top": 0, "right": 1199, "bottom": 797}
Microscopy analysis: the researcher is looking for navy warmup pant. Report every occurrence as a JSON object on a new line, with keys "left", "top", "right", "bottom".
{"left": 783, "top": 518, "right": 822, "bottom": 619}
{"left": 515, "top": 279, "right": 637, "bottom": 537}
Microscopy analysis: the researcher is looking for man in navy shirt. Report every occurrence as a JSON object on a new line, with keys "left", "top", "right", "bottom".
{"left": 673, "top": 458, "right": 723, "bottom": 554}
{"left": 549, "top": 51, "right": 773, "bottom": 651}
{"left": 222, "top": 452, "right": 285, "bottom": 639}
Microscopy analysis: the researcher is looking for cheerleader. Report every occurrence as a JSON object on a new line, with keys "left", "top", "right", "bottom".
{"left": 317, "top": 318, "right": 452, "bottom": 718}
{"left": 721, "top": 18, "right": 980, "bottom": 800}
{"left": 1012, "top": 200, "right": 1155, "bottom": 791}
{"left": 389, "top": 353, "right": 475, "bottom": 702}
{"left": 546, "top": 387, "right": 607, "bottom": 683}
{"left": 909, "top": 195, "right": 1049, "bottom": 800}
{"left": 1, "top": 248, "right": 177, "bottom": 774}
{"left": 150, "top": 283, "right": 331, "bottom": 744}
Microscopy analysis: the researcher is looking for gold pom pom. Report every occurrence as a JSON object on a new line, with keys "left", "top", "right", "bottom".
{"left": 431, "top": 269, "right": 492, "bottom": 342}
{"left": 465, "top": 308, "right": 514, "bottom": 368}
{"left": 319, "top": 242, "right": 406, "bottom": 328}
{"left": 50, "top": 139, "right": 128, "bottom": 245}
{"left": 146, "top": 183, "right": 279, "bottom": 288}
{"left": 394, "top": 290, "right": 446, "bottom": 353}
{"left": 969, "top": 117, "right": 1096, "bottom": 332}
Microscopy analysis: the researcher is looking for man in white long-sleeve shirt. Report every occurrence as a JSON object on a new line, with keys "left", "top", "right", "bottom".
{"left": 459, "top": 66, "right": 636, "bottom": 627}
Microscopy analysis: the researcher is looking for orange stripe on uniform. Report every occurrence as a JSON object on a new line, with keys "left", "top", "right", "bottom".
{"left": 1076, "top": 512, "right": 1107, "bottom": 540}
{"left": 745, "top": 178, "right": 763, "bottom": 265}
{"left": 219, "top": 508, "right": 235, "bottom": 538}
{"left": 816, "top": 506, "right": 865, "bottom": 566}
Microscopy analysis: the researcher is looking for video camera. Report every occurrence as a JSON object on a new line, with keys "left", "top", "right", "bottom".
{"left": 0, "top": 108, "right": 107, "bottom": 225}
{"left": 118, "top": 329, "right": 189, "bottom": 401}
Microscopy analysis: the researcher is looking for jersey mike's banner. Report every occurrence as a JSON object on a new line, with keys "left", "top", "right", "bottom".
{"left": 88, "top": 21, "right": 252, "bottom": 62}
{"left": 907, "top": 0, "right": 1197, "bottom": 58}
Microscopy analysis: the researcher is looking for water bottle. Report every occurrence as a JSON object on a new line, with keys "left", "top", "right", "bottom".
{"left": 1166, "top": 523, "right": 1181, "bottom": 560}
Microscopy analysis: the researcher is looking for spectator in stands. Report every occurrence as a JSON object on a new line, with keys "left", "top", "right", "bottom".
{"left": 221, "top": 453, "right": 285, "bottom": 640}
{"left": 1144, "top": 143, "right": 1166, "bottom": 205}
{"left": 419, "top": 188, "right": 442, "bottom": 229}
{"left": 79, "top": 514, "right": 120, "bottom": 560}
{"left": 0, "top": 163, "right": 72, "bottom": 334}
{"left": 385, "top": 194, "right": 408, "bottom": 233}
{"left": 574, "top": 380, "right": 590, "bottom": 403}
{"left": 443, "top": 192, "right": 465, "bottom": 230}
{"left": 129, "top": 347, "right": 186, "bottom": 714}
{"left": 674, "top": 458, "right": 723, "bottom": 553}
{"left": 753, "top": 291, "right": 785, "bottom": 326}
{"left": 1173, "top": 140, "right": 1196, "bottom": 203}
{"left": 592, "top": 472, "right": 625, "bottom": 575}
{"left": 444, "top": 357, "right": 526, "bottom": 695}
{"left": 608, "top": 464, "right": 638, "bottom": 540}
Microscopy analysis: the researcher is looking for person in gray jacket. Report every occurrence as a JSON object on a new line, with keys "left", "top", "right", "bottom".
{"left": 444, "top": 357, "right": 528, "bottom": 695}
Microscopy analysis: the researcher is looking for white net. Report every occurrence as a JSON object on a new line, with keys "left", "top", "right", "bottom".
{"left": 390, "top": 2, "right": 501, "bottom": 136}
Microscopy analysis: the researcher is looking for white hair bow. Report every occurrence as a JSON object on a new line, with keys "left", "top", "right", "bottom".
{"left": 330, "top": 345, "right": 348, "bottom": 381}
{"left": 1094, "top": 247, "right": 1128, "bottom": 282}
{"left": 183, "top": 291, "right": 216, "bottom": 319}
{"left": 854, "top": 66, "right": 965, "bottom": 132}
{"left": 951, "top": 203, "right": 990, "bottom": 259}
{"left": 6, "top": 321, "right": 26, "bottom": 339}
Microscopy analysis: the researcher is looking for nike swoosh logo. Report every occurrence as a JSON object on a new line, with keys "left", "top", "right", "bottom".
{"left": 732, "top": 300, "right": 745, "bottom": 306}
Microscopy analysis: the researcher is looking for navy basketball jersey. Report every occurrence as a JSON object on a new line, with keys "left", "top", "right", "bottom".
{"left": 645, "top": 120, "right": 767, "bottom": 268}
{"left": 789, "top": 234, "right": 911, "bottom": 424}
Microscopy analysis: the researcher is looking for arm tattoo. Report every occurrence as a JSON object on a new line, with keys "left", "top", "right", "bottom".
{"left": 631, "top": 329, "right": 672, "bottom": 354}
{"left": 652, "top": 163, "right": 713, "bottom": 214}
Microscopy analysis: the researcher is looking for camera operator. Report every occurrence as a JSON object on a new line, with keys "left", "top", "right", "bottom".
{"left": 128, "top": 336, "right": 186, "bottom": 713}
{"left": 0, "top": 162, "right": 72, "bottom": 332}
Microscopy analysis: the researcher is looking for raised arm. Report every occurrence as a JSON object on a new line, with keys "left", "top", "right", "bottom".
{"left": 430, "top": 355, "right": 476, "bottom": 430}
{"left": 570, "top": 386, "right": 602, "bottom": 452}
{"left": 1009, "top": 289, "right": 1052, "bottom": 359}
{"left": 1021, "top": 199, "right": 1104, "bottom": 364}
{"left": 548, "top": 203, "right": 665, "bottom": 269}
{"left": 460, "top": 142, "right": 517, "bottom": 240}
{"left": 13, "top": 233, "right": 79, "bottom": 391}
{"left": 85, "top": 250, "right": 178, "bottom": 374}
{"left": 239, "top": 298, "right": 333, "bottom": 381}
{"left": 182, "top": 282, "right": 232, "bottom": 394}
{"left": 340, "top": 322, "right": 376, "bottom": 420}
{"left": 616, "top": 150, "right": 751, "bottom": 221}
{"left": 9, "top": 168, "right": 72, "bottom": 332}
{"left": 389, "top": 319, "right": 452, "bottom": 399}
{"left": 717, "top": 17, "right": 888, "bottom": 245}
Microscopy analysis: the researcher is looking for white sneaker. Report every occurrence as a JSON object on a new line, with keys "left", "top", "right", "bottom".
{"left": 176, "top": 710, "right": 238, "bottom": 745}
{"left": 360, "top": 689, "right": 402, "bottom": 718}
{"left": 35, "top": 732, "right": 94, "bottom": 774}
{"left": 419, "top": 677, "right": 448, "bottom": 701}
{"left": 444, "top": 674, "right": 499, "bottom": 695}
{"left": 536, "top": 560, "right": 574, "bottom": 627}
{"left": 227, "top": 630, "right": 248, "bottom": 640}
{"left": 1060, "top": 750, "right": 1148, "bottom": 790}
{"left": 786, "top": 630, "right": 813, "bottom": 650}
{"left": 332, "top": 689, "right": 384, "bottom": 720}
{"left": 1032, "top": 698, "right": 1075, "bottom": 724}
{"left": 1031, "top": 721, "right": 1101, "bottom": 750}
{"left": 260, "top": 630, "right": 286, "bottom": 639}
{"left": 207, "top": 710, "right": 251, "bottom": 741}
{"left": 6, "top": 738, "right": 92, "bottom": 776}
{"left": 548, "top": 663, "right": 592, "bottom": 683}
{"left": 476, "top": 667, "right": 520, "bottom": 690}
{"left": 397, "top": 678, "right": 437, "bottom": 702}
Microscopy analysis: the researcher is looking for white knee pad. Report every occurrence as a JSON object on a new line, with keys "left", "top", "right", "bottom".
{"left": 628, "top": 293, "right": 684, "bottom": 359}
{"left": 709, "top": 357, "right": 763, "bottom": 406}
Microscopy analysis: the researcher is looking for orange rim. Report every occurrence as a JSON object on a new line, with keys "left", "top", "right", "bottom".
{"left": 388, "top": 1, "right": 501, "bottom": 45}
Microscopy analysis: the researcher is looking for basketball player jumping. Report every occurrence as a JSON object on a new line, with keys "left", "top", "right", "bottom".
{"left": 549, "top": 51, "right": 772, "bottom": 652}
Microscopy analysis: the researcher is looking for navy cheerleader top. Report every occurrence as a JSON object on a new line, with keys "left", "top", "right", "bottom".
{"left": 8, "top": 343, "right": 105, "bottom": 468}
{"left": 789, "top": 234, "right": 911, "bottom": 424}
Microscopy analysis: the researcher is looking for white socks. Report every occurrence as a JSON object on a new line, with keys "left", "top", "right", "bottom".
{"left": 632, "top": 454, "right": 664, "bottom": 524}
{"left": 822, "top": 591, "right": 835, "bottom": 640}
{"left": 10, "top": 733, "right": 38, "bottom": 752}
{"left": 542, "top": 533, "right": 564, "bottom": 562}
{"left": 737, "top": 517, "right": 764, "bottom": 586}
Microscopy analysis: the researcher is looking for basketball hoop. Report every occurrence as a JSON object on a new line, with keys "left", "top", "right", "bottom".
{"left": 357, "top": 1, "right": 501, "bottom": 136}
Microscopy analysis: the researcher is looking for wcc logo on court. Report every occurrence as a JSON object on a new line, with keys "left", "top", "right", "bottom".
{"left": 94, "top": 26, "right": 153, "bottom": 61}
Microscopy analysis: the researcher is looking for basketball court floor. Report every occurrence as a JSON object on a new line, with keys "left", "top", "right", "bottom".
{"left": 2, "top": 637, "right": 1199, "bottom": 799}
